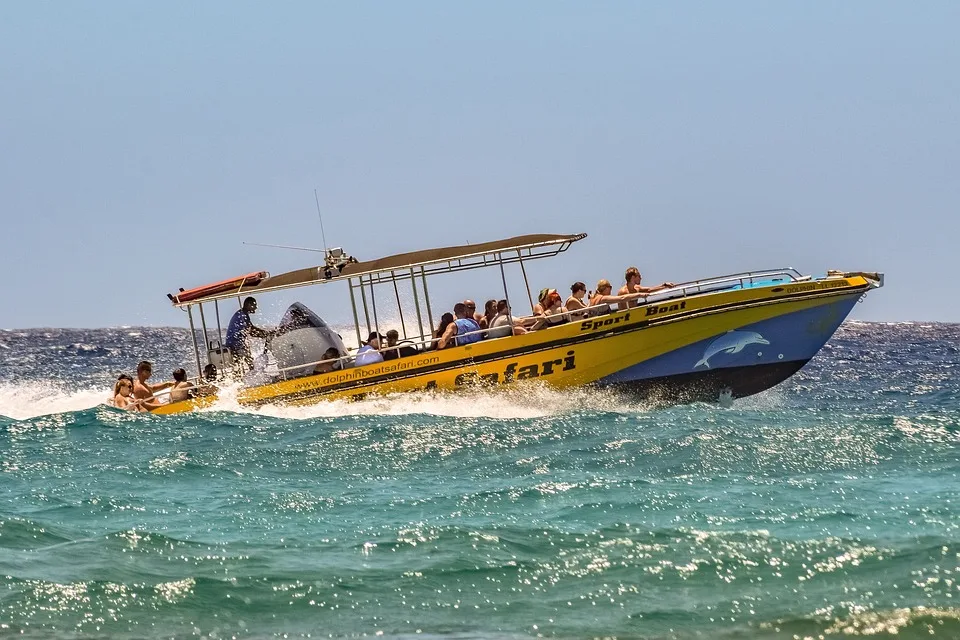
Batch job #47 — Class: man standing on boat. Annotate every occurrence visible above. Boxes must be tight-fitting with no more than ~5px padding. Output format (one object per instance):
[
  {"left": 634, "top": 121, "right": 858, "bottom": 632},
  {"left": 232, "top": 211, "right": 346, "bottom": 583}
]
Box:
[
  {"left": 225, "top": 297, "right": 276, "bottom": 369},
  {"left": 618, "top": 267, "right": 675, "bottom": 310}
]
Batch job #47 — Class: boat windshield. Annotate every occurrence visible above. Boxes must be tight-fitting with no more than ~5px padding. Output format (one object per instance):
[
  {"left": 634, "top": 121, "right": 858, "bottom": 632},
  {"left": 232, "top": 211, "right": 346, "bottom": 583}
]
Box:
[{"left": 266, "top": 302, "right": 347, "bottom": 379}]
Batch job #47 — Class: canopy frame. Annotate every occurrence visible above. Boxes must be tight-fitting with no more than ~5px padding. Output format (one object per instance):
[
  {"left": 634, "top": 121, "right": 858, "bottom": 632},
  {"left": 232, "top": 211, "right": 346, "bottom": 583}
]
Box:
[
  {"left": 169, "top": 233, "right": 586, "bottom": 308},
  {"left": 169, "top": 232, "right": 587, "bottom": 382}
]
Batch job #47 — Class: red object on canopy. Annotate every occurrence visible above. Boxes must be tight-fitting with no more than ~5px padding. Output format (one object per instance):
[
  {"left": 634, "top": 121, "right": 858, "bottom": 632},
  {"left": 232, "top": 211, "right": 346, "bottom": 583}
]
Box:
[{"left": 171, "top": 271, "right": 269, "bottom": 304}]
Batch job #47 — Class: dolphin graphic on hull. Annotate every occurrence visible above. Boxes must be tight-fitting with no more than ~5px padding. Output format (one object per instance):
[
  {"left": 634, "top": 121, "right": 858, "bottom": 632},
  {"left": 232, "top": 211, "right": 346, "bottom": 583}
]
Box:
[{"left": 694, "top": 331, "right": 770, "bottom": 369}]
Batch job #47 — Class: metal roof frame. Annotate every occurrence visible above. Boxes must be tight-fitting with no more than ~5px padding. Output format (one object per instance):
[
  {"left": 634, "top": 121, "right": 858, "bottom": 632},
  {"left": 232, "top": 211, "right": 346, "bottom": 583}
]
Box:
[{"left": 170, "top": 232, "right": 587, "bottom": 308}]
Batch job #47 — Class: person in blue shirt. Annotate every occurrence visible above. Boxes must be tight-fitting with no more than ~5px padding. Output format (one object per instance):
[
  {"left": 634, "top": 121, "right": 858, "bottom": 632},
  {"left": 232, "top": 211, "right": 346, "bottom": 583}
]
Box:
[
  {"left": 438, "top": 302, "right": 483, "bottom": 349},
  {"left": 225, "top": 297, "right": 275, "bottom": 368},
  {"left": 355, "top": 332, "right": 385, "bottom": 367}
]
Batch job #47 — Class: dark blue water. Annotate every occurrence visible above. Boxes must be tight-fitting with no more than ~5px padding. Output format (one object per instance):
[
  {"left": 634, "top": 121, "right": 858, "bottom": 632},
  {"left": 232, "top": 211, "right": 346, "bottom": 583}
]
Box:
[{"left": 1, "top": 322, "right": 958, "bottom": 638}]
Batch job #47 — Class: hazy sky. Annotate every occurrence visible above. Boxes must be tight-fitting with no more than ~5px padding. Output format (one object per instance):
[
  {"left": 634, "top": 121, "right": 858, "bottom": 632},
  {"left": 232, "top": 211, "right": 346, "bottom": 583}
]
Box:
[{"left": 1, "top": 2, "right": 957, "bottom": 329}]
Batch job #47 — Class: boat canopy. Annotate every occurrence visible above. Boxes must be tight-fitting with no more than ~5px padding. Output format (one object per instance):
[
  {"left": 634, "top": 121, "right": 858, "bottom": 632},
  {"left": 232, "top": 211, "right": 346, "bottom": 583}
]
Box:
[{"left": 169, "top": 232, "right": 587, "bottom": 307}]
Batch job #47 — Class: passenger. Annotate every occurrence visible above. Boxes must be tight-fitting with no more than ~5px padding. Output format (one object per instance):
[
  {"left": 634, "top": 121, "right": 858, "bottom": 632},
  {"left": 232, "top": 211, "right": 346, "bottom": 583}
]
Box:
[
  {"left": 542, "top": 289, "right": 567, "bottom": 316},
  {"left": 589, "top": 279, "right": 615, "bottom": 307},
  {"left": 480, "top": 299, "right": 497, "bottom": 330},
  {"left": 532, "top": 288, "right": 565, "bottom": 315},
  {"left": 382, "top": 329, "right": 418, "bottom": 360},
  {"left": 355, "top": 332, "right": 385, "bottom": 367},
  {"left": 133, "top": 360, "right": 174, "bottom": 411},
  {"left": 464, "top": 300, "right": 483, "bottom": 326},
  {"left": 225, "top": 297, "right": 276, "bottom": 369},
  {"left": 430, "top": 313, "right": 455, "bottom": 350},
  {"left": 487, "top": 300, "right": 528, "bottom": 339},
  {"left": 314, "top": 347, "right": 344, "bottom": 374},
  {"left": 203, "top": 363, "right": 218, "bottom": 382},
  {"left": 529, "top": 289, "right": 568, "bottom": 330},
  {"left": 168, "top": 368, "right": 195, "bottom": 403},
  {"left": 590, "top": 279, "right": 649, "bottom": 312},
  {"left": 532, "top": 288, "right": 550, "bottom": 315},
  {"left": 112, "top": 374, "right": 142, "bottom": 411},
  {"left": 565, "top": 282, "right": 588, "bottom": 318},
  {"left": 439, "top": 303, "right": 482, "bottom": 349},
  {"left": 617, "top": 267, "right": 675, "bottom": 310}
]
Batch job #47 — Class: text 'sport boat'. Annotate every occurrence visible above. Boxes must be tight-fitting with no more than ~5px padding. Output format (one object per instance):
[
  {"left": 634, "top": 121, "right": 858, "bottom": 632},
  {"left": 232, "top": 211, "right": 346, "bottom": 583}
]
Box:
[{"left": 155, "top": 232, "right": 883, "bottom": 414}]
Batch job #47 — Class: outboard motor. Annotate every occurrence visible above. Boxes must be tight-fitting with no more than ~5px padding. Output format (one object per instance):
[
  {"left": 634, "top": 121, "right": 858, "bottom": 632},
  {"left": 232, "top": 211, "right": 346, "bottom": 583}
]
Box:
[{"left": 269, "top": 302, "right": 348, "bottom": 378}]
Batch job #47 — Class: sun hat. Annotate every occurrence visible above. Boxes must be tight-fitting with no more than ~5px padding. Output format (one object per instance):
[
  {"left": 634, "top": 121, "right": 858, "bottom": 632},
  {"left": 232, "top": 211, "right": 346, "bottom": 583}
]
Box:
[{"left": 538, "top": 288, "right": 557, "bottom": 303}]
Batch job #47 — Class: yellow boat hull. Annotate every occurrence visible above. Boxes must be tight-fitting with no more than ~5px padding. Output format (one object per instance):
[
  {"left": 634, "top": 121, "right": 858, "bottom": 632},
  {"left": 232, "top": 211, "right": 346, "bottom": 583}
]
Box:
[{"left": 154, "top": 276, "right": 873, "bottom": 415}]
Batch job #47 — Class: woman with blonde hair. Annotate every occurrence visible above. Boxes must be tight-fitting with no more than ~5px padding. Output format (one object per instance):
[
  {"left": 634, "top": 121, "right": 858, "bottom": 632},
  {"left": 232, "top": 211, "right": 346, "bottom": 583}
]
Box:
[
  {"left": 589, "top": 279, "right": 648, "bottom": 313},
  {"left": 112, "top": 374, "right": 142, "bottom": 411}
]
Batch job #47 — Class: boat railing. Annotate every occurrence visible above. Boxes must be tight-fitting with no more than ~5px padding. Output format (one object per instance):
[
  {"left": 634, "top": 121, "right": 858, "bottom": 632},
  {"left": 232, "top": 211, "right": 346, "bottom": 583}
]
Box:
[
  {"left": 643, "top": 267, "right": 806, "bottom": 302},
  {"left": 516, "top": 268, "right": 808, "bottom": 327}
]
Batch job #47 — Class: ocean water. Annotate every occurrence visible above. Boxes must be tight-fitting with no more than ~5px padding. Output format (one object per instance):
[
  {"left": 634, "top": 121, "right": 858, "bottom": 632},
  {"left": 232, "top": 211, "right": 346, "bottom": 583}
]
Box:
[{"left": 0, "top": 322, "right": 958, "bottom": 639}]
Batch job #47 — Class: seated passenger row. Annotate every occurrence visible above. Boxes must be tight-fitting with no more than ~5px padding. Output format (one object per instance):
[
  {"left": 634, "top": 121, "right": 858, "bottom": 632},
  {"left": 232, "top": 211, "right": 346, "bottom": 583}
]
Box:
[
  {"left": 343, "top": 266, "right": 676, "bottom": 366},
  {"left": 534, "top": 268, "right": 677, "bottom": 322}
]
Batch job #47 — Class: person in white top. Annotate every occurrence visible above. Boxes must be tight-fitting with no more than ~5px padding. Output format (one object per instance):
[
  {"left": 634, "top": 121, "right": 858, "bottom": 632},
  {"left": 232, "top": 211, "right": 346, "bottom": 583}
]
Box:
[
  {"left": 487, "top": 300, "right": 527, "bottom": 339},
  {"left": 355, "top": 332, "right": 385, "bottom": 367}
]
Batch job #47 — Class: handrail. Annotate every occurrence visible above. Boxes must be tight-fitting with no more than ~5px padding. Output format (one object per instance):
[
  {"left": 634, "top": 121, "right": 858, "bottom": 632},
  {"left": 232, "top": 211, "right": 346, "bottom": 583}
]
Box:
[{"left": 644, "top": 268, "right": 804, "bottom": 302}]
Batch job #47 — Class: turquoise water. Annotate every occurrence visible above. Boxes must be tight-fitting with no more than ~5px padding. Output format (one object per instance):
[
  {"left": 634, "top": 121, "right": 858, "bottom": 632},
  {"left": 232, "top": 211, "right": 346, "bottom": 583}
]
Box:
[{"left": 1, "top": 322, "right": 958, "bottom": 638}]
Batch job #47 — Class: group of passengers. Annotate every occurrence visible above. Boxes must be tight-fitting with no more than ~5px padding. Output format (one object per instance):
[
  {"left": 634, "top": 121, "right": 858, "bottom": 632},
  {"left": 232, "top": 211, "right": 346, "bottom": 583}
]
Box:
[
  {"left": 111, "top": 360, "right": 200, "bottom": 412},
  {"left": 430, "top": 299, "right": 525, "bottom": 349},
  {"left": 538, "top": 267, "right": 676, "bottom": 321},
  {"left": 428, "top": 266, "right": 675, "bottom": 347},
  {"left": 380, "top": 267, "right": 676, "bottom": 358}
]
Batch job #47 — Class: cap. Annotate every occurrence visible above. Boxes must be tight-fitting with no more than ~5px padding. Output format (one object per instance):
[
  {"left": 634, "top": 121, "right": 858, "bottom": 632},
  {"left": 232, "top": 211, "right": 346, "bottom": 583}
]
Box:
[
  {"left": 538, "top": 288, "right": 551, "bottom": 302},
  {"left": 365, "top": 331, "right": 386, "bottom": 344}
]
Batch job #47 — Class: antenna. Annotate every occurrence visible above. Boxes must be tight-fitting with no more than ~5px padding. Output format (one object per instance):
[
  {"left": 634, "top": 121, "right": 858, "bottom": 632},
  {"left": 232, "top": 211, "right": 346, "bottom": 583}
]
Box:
[
  {"left": 314, "top": 189, "right": 329, "bottom": 253},
  {"left": 242, "top": 241, "right": 325, "bottom": 253}
]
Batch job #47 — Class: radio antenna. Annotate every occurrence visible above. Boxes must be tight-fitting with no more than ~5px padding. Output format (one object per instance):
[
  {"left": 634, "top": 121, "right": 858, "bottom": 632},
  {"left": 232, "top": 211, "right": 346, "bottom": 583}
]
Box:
[
  {"left": 314, "top": 189, "right": 329, "bottom": 254},
  {"left": 242, "top": 241, "right": 325, "bottom": 253}
]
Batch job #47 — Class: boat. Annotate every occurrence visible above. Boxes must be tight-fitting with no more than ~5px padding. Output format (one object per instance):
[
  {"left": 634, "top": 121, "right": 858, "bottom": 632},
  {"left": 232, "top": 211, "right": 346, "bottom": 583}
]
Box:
[{"left": 152, "top": 232, "right": 883, "bottom": 414}]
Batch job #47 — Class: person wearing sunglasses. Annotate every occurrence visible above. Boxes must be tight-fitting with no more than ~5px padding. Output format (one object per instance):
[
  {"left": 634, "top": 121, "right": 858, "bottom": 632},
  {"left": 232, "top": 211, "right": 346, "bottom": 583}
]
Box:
[
  {"left": 463, "top": 299, "right": 485, "bottom": 326},
  {"left": 112, "top": 374, "right": 142, "bottom": 411},
  {"left": 589, "top": 279, "right": 651, "bottom": 314},
  {"left": 565, "top": 282, "right": 590, "bottom": 319},
  {"left": 617, "top": 267, "right": 675, "bottom": 310}
]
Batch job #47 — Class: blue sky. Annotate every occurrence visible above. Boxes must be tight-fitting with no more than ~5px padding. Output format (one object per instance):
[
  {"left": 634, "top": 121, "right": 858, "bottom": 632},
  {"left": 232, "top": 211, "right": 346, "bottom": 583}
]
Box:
[{"left": 1, "top": 2, "right": 956, "bottom": 329}]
